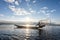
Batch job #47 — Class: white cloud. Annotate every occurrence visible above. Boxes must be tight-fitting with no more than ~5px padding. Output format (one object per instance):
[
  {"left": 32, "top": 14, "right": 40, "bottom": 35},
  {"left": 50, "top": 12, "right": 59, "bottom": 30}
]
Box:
[
  {"left": 39, "top": 7, "right": 56, "bottom": 17},
  {"left": 9, "top": 5, "right": 15, "bottom": 11},
  {"left": 25, "top": 0, "right": 30, "bottom": 2},
  {"left": 51, "top": 9, "right": 56, "bottom": 12},
  {"left": 41, "top": 7, "right": 48, "bottom": 10},
  {"left": 29, "top": 8, "right": 36, "bottom": 13},
  {"left": 0, "top": 14, "right": 4, "bottom": 17},
  {"left": 40, "top": 10, "right": 45, "bottom": 14},
  {"left": 29, "top": 8, "right": 32, "bottom": 10},
  {"left": 9, "top": 5, "right": 31, "bottom": 15},
  {"left": 4, "top": 0, "right": 19, "bottom": 5},
  {"left": 33, "top": 0, "right": 36, "bottom": 3},
  {"left": 15, "top": 1, "right": 19, "bottom": 5},
  {"left": 4, "top": 0, "right": 15, "bottom": 3},
  {"left": 30, "top": 10, "right": 35, "bottom": 13}
]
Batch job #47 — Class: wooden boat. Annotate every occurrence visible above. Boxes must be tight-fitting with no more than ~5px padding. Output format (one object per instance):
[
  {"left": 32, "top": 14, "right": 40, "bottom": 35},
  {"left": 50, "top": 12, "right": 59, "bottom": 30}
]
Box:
[{"left": 14, "top": 24, "right": 45, "bottom": 29}]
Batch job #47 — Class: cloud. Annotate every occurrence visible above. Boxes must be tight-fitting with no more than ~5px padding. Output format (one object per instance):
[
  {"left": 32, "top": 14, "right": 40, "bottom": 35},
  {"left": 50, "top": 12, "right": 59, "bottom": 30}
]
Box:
[
  {"left": 4, "top": 0, "right": 19, "bottom": 5},
  {"left": 30, "top": 10, "right": 35, "bottom": 13},
  {"left": 14, "top": 1, "right": 19, "bottom": 5},
  {"left": 51, "top": 9, "right": 56, "bottom": 12},
  {"left": 25, "top": 0, "right": 36, "bottom": 3},
  {"left": 29, "top": 10, "right": 36, "bottom": 14},
  {"left": 41, "top": 7, "right": 48, "bottom": 10},
  {"left": 4, "top": 0, "right": 15, "bottom": 3},
  {"left": 29, "top": 8, "right": 36, "bottom": 13},
  {"left": 9, "top": 5, "right": 31, "bottom": 15},
  {"left": 0, "top": 14, "right": 4, "bottom": 17},
  {"left": 39, "top": 7, "right": 56, "bottom": 17},
  {"left": 33, "top": 0, "right": 36, "bottom": 3},
  {"left": 25, "top": 0, "right": 30, "bottom": 2}
]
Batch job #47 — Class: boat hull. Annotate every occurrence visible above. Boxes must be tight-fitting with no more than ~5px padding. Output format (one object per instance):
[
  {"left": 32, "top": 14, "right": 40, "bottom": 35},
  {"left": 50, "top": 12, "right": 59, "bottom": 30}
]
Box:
[{"left": 15, "top": 24, "right": 45, "bottom": 29}]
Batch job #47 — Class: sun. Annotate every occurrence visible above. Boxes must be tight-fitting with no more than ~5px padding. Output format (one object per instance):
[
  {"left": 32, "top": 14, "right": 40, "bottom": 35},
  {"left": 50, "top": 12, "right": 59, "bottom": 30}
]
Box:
[
  {"left": 25, "top": 17, "right": 31, "bottom": 22},
  {"left": 24, "top": 17, "right": 34, "bottom": 23}
]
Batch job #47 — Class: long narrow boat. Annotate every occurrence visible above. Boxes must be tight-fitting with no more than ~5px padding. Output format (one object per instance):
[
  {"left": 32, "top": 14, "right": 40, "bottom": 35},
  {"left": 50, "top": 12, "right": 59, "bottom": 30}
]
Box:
[{"left": 15, "top": 24, "right": 45, "bottom": 29}]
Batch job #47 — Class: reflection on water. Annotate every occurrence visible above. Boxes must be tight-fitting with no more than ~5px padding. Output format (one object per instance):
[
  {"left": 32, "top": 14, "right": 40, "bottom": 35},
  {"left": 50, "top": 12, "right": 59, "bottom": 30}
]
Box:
[{"left": 0, "top": 25, "right": 60, "bottom": 40}]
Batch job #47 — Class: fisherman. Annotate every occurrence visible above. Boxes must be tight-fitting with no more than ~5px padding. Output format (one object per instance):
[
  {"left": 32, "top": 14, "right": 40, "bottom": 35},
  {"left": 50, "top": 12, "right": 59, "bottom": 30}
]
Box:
[
  {"left": 36, "top": 20, "right": 45, "bottom": 28},
  {"left": 36, "top": 21, "right": 41, "bottom": 27}
]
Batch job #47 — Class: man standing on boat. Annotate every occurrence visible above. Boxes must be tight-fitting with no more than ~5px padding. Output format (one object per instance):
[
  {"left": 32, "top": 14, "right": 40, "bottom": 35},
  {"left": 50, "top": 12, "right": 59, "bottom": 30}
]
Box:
[{"left": 36, "top": 20, "right": 45, "bottom": 28}]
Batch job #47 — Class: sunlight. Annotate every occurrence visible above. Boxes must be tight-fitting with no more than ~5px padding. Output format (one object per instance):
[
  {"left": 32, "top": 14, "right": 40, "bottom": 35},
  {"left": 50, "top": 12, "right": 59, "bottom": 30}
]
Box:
[
  {"left": 26, "top": 28, "right": 29, "bottom": 33},
  {"left": 25, "top": 29, "right": 30, "bottom": 40},
  {"left": 25, "top": 24, "right": 30, "bottom": 27},
  {"left": 25, "top": 24, "right": 30, "bottom": 39},
  {"left": 25, "top": 17, "right": 31, "bottom": 22},
  {"left": 24, "top": 17, "right": 35, "bottom": 23},
  {"left": 25, "top": 24, "right": 30, "bottom": 37}
]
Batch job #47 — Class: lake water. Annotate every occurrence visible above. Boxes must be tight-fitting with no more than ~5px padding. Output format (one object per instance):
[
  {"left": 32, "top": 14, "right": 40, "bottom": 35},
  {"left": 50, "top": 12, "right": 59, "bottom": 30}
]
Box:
[{"left": 0, "top": 24, "right": 60, "bottom": 40}]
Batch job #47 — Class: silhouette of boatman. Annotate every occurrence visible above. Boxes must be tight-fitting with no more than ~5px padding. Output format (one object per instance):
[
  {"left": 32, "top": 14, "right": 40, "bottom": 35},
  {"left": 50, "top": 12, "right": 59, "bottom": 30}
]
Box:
[{"left": 36, "top": 21, "right": 45, "bottom": 28}]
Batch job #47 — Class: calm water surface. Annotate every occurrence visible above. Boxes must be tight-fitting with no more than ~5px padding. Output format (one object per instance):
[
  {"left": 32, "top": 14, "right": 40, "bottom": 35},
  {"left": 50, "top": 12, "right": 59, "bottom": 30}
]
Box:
[{"left": 0, "top": 24, "right": 60, "bottom": 40}]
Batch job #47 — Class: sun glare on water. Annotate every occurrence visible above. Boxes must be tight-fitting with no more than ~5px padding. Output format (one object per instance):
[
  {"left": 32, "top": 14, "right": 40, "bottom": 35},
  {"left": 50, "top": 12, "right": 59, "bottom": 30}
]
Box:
[
  {"left": 25, "top": 24, "right": 30, "bottom": 39},
  {"left": 24, "top": 17, "right": 31, "bottom": 39}
]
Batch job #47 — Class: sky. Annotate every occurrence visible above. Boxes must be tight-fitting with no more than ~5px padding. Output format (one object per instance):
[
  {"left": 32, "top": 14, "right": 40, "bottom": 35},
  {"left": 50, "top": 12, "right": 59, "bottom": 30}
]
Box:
[{"left": 0, "top": 0, "right": 60, "bottom": 24}]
